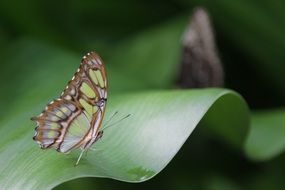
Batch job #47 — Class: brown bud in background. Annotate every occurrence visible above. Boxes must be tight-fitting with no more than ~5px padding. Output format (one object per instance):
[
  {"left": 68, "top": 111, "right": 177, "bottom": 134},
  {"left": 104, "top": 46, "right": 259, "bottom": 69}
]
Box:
[{"left": 177, "top": 7, "right": 224, "bottom": 88}]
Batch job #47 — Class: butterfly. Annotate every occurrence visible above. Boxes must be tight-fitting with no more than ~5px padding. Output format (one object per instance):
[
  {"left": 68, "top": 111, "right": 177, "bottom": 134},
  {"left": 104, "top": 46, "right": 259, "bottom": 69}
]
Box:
[{"left": 32, "top": 52, "right": 107, "bottom": 165}]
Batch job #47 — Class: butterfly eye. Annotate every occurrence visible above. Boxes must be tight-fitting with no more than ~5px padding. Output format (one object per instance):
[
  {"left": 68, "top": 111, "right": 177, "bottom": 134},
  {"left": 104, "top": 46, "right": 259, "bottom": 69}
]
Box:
[{"left": 97, "top": 98, "right": 106, "bottom": 107}]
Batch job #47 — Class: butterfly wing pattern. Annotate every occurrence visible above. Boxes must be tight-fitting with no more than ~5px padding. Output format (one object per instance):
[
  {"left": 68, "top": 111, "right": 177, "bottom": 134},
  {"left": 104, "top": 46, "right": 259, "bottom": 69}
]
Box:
[{"left": 32, "top": 52, "right": 107, "bottom": 155}]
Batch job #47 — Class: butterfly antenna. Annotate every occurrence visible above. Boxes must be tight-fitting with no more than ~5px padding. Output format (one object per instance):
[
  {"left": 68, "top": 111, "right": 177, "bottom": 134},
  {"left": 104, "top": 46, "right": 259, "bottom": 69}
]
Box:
[
  {"left": 102, "top": 114, "right": 131, "bottom": 131},
  {"left": 75, "top": 149, "right": 85, "bottom": 166},
  {"left": 104, "top": 111, "right": 119, "bottom": 126}
]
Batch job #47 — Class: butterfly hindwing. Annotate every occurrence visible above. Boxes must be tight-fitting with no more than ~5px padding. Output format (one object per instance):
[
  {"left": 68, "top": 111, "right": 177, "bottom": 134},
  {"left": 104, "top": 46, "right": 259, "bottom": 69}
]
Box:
[
  {"left": 32, "top": 99, "right": 79, "bottom": 148},
  {"left": 32, "top": 52, "right": 107, "bottom": 153}
]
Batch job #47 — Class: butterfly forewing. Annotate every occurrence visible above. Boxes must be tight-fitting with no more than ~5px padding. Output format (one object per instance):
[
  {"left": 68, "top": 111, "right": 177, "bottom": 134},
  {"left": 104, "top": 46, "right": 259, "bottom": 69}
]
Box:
[{"left": 32, "top": 52, "right": 107, "bottom": 153}]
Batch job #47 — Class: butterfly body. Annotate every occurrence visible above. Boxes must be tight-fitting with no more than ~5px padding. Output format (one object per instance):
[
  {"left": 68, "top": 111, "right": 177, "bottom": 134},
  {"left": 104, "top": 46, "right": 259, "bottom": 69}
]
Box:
[{"left": 32, "top": 52, "right": 107, "bottom": 155}]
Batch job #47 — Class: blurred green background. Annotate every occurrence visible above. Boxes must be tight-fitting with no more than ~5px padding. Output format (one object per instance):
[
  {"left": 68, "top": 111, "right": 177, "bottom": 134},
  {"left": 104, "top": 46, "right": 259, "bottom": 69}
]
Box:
[{"left": 0, "top": 0, "right": 285, "bottom": 189}]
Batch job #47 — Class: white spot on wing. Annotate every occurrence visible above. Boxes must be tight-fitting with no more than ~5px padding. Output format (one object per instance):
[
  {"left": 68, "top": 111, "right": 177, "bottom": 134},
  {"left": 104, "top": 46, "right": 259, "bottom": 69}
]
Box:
[
  {"left": 70, "top": 88, "right": 75, "bottom": 95},
  {"left": 65, "top": 95, "right": 72, "bottom": 100}
]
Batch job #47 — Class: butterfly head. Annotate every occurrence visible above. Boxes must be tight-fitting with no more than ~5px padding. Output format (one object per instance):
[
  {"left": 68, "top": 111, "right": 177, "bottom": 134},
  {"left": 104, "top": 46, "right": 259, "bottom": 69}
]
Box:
[
  {"left": 82, "top": 52, "right": 103, "bottom": 68},
  {"left": 97, "top": 98, "right": 107, "bottom": 108}
]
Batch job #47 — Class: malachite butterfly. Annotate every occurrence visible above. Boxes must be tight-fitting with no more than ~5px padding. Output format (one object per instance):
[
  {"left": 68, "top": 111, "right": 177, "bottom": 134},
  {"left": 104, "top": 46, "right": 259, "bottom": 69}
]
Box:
[{"left": 32, "top": 52, "right": 107, "bottom": 165}]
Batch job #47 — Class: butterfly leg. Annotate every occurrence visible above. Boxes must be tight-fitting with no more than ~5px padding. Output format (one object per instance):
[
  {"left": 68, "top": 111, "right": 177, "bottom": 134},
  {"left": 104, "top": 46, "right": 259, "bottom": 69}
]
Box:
[{"left": 75, "top": 148, "right": 85, "bottom": 166}]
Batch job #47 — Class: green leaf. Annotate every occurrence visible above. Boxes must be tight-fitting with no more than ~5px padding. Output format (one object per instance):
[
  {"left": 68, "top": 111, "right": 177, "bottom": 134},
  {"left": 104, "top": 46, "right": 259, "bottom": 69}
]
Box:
[
  {"left": 245, "top": 109, "right": 285, "bottom": 161},
  {"left": 0, "top": 89, "right": 249, "bottom": 190}
]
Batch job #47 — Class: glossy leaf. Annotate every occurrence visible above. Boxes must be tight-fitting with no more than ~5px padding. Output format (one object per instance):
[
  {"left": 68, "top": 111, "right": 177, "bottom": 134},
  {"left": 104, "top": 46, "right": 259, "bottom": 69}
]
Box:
[
  {"left": 0, "top": 89, "right": 249, "bottom": 189},
  {"left": 246, "top": 109, "right": 285, "bottom": 160}
]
